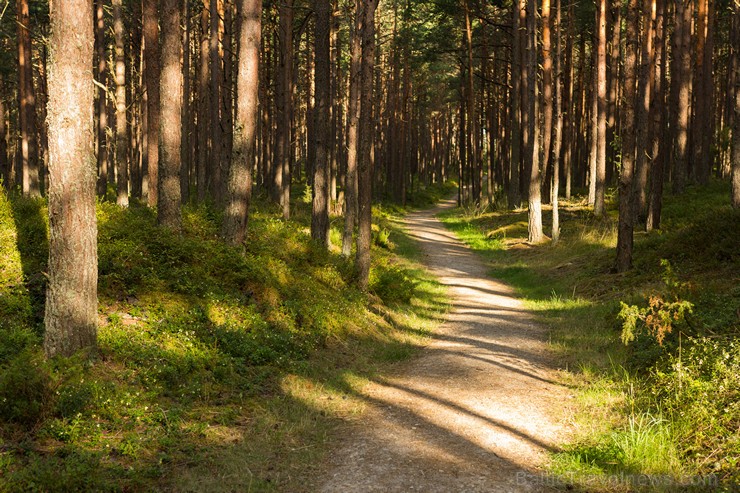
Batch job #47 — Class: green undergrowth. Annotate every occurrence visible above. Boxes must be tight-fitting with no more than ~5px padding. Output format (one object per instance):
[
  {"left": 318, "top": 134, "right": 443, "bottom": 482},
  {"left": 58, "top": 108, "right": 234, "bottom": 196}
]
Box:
[
  {"left": 440, "top": 181, "right": 740, "bottom": 492},
  {"left": 0, "top": 185, "right": 448, "bottom": 492}
]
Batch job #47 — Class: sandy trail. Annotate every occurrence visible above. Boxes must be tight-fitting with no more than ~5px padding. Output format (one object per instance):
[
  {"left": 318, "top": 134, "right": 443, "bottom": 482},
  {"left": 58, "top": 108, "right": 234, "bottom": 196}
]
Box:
[{"left": 318, "top": 199, "right": 571, "bottom": 492}]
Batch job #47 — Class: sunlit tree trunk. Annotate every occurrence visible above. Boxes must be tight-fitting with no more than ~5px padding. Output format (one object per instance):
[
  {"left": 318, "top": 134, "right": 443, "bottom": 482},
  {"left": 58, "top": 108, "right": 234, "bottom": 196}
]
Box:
[
  {"left": 197, "top": 2, "right": 210, "bottom": 202},
  {"left": 143, "top": 0, "right": 160, "bottom": 206},
  {"left": 17, "top": 0, "right": 39, "bottom": 197},
  {"left": 634, "top": 0, "right": 656, "bottom": 220},
  {"left": 732, "top": 1, "right": 740, "bottom": 208},
  {"left": 113, "top": 0, "right": 129, "bottom": 206},
  {"left": 541, "top": 0, "right": 553, "bottom": 204},
  {"left": 210, "top": 0, "right": 223, "bottom": 203},
  {"left": 158, "top": 0, "right": 183, "bottom": 229},
  {"left": 45, "top": 0, "right": 97, "bottom": 357},
  {"left": 594, "top": 0, "right": 607, "bottom": 216},
  {"left": 527, "top": 0, "right": 543, "bottom": 243},
  {"left": 222, "top": 0, "right": 261, "bottom": 244},
  {"left": 276, "top": 0, "right": 293, "bottom": 219},
  {"left": 508, "top": 0, "right": 523, "bottom": 208},
  {"left": 552, "top": 0, "right": 562, "bottom": 243},
  {"left": 672, "top": 0, "right": 692, "bottom": 194},
  {"left": 646, "top": 0, "right": 666, "bottom": 230}
]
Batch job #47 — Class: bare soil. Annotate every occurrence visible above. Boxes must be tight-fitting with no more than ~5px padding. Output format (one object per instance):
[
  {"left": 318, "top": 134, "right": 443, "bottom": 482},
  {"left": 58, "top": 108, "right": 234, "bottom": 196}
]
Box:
[{"left": 317, "top": 200, "right": 572, "bottom": 492}]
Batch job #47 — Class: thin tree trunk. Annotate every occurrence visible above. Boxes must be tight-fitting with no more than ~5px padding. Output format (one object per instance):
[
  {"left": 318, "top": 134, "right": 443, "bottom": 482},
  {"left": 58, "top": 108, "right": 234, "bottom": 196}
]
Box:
[
  {"left": 95, "top": 0, "right": 109, "bottom": 197},
  {"left": 732, "top": 1, "right": 740, "bottom": 208},
  {"left": 508, "top": 0, "right": 523, "bottom": 208},
  {"left": 615, "top": 0, "right": 638, "bottom": 272},
  {"left": 634, "top": 0, "right": 656, "bottom": 220},
  {"left": 0, "top": 75, "right": 8, "bottom": 185},
  {"left": 210, "top": 0, "right": 223, "bottom": 203},
  {"left": 552, "top": 0, "right": 562, "bottom": 243},
  {"left": 222, "top": 0, "right": 261, "bottom": 244},
  {"left": 143, "top": 0, "right": 160, "bottom": 207},
  {"left": 647, "top": 0, "right": 665, "bottom": 230},
  {"left": 277, "top": 0, "right": 293, "bottom": 218},
  {"left": 542, "top": 0, "right": 553, "bottom": 205},
  {"left": 672, "top": 0, "right": 692, "bottom": 194},
  {"left": 357, "top": 0, "right": 379, "bottom": 290},
  {"left": 158, "top": 0, "right": 183, "bottom": 229},
  {"left": 198, "top": 2, "right": 210, "bottom": 202},
  {"left": 45, "top": 0, "right": 97, "bottom": 357},
  {"left": 312, "top": 0, "right": 331, "bottom": 247},
  {"left": 527, "top": 0, "right": 543, "bottom": 243},
  {"left": 181, "top": 1, "right": 192, "bottom": 203},
  {"left": 594, "top": 0, "right": 607, "bottom": 216},
  {"left": 342, "top": 0, "right": 362, "bottom": 257},
  {"left": 113, "top": 0, "right": 129, "bottom": 206},
  {"left": 17, "top": 0, "right": 39, "bottom": 197}
]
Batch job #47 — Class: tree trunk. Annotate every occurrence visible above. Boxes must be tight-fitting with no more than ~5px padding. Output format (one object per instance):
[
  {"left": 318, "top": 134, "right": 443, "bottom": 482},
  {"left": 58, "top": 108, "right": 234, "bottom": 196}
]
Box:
[
  {"left": 552, "top": 0, "right": 562, "bottom": 243},
  {"left": 222, "top": 0, "right": 261, "bottom": 244},
  {"left": 526, "top": 0, "right": 543, "bottom": 243},
  {"left": 198, "top": 2, "right": 210, "bottom": 202},
  {"left": 342, "top": 0, "right": 362, "bottom": 257},
  {"left": 615, "top": 0, "right": 638, "bottom": 272},
  {"left": 17, "top": 0, "right": 39, "bottom": 197},
  {"left": 143, "top": 0, "right": 160, "bottom": 207},
  {"left": 634, "top": 0, "right": 656, "bottom": 220},
  {"left": 594, "top": 0, "right": 607, "bottom": 216},
  {"left": 45, "top": 0, "right": 97, "bottom": 357},
  {"left": 672, "top": 0, "right": 692, "bottom": 194},
  {"left": 158, "top": 0, "right": 183, "bottom": 230},
  {"left": 181, "top": 1, "right": 192, "bottom": 203},
  {"left": 541, "top": 0, "right": 553, "bottom": 205},
  {"left": 113, "top": 0, "right": 129, "bottom": 206},
  {"left": 210, "top": 0, "right": 223, "bottom": 203},
  {"left": 732, "top": 2, "right": 740, "bottom": 208},
  {"left": 356, "top": 0, "right": 378, "bottom": 290},
  {"left": 508, "top": 0, "right": 523, "bottom": 209},
  {"left": 0, "top": 75, "right": 8, "bottom": 185},
  {"left": 312, "top": 0, "right": 331, "bottom": 248},
  {"left": 277, "top": 0, "right": 293, "bottom": 219},
  {"left": 646, "top": 0, "right": 665, "bottom": 230},
  {"left": 95, "top": 0, "right": 109, "bottom": 197}
]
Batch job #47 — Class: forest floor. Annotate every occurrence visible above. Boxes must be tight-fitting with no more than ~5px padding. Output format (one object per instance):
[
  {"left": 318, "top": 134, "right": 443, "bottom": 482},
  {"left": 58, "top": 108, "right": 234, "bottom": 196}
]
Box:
[{"left": 316, "top": 199, "right": 572, "bottom": 492}]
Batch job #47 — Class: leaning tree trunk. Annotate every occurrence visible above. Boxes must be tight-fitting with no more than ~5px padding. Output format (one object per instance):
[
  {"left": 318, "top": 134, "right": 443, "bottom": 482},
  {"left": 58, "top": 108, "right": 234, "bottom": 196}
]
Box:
[
  {"left": 222, "top": 0, "right": 261, "bottom": 244},
  {"left": 158, "top": 0, "right": 183, "bottom": 230},
  {"left": 357, "top": 0, "right": 379, "bottom": 290},
  {"left": 45, "top": 0, "right": 97, "bottom": 357},
  {"left": 615, "top": 0, "right": 639, "bottom": 272},
  {"left": 312, "top": 0, "right": 331, "bottom": 248},
  {"left": 342, "top": 0, "right": 363, "bottom": 257}
]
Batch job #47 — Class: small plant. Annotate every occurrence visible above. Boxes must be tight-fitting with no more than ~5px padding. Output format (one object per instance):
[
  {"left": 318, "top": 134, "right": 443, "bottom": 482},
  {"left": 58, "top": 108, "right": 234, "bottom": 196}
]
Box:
[{"left": 619, "top": 260, "right": 694, "bottom": 345}]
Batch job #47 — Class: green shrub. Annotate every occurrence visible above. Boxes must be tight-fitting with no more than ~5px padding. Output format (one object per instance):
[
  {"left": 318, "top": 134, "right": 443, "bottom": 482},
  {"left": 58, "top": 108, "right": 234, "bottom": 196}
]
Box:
[
  {"left": 0, "top": 350, "right": 52, "bottom": 426},
  {"left": 370, "top": 266, "right": 416, "bottom": 304}
]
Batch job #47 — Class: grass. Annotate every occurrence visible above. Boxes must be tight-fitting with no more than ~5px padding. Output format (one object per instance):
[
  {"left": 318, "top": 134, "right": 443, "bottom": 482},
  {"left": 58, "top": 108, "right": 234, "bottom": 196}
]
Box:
[
  {"left": 0, "top": 182, "right": 452, "bottom": 492},
  {"left": 439, "top": 181, "right": 740, "bottom": 492}
]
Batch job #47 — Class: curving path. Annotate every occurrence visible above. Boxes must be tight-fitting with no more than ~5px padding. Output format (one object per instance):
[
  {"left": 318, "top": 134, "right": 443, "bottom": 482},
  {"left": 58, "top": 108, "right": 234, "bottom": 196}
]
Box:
[{"left": 318, "top": 199, "right": 571, "bottom": 492}]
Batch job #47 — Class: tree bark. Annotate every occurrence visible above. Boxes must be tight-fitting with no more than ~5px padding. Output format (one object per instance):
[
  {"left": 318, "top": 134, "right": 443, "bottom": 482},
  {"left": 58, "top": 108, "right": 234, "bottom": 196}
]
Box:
[
  {"left": 223, "top": 0, "right": 261, "bottom": 244},
  {"left": 526, "top": 0, "right": 543, "bottom": 243},
  {"left": 615, "top": 0, "right": 638, "bottom": 272},
  {"left": 45, "top": 0, "right": 97, "bottom": 357},
  {"left": 17, "top": 0, "right": 39, "bottom": 197},
  {"left": 634, "top": 0, "right": 656, "bottom": 220},
  {"left": 646, "top": 0, "right": 665, "bottom": 230},
  {"left": 357, "top": 0, "right": 378, "bottom": 290},
  {"left": 113, "top": 0, "right": 129, "bottom": 206},
  {"left": 552, "top": 0, "right": 562, "bottom": 243},
  {"left": 277, "top": 0, "right": 293, "bottom": 219},
  {"left": 143, "top": 0, "right": 160, "bottom": 207},
  {"left": 342, "top": 0, "right": 362, "bottom": 257},
  {"left": 312, "top": 0, "right": 331, "bottom": 248},
  {"left": 95, "top": 0, "right": 109, "bottom": 197},
  {"left": 0, "top": 75, "right": 8, "bottom": 186},
  {"left": 158, "top": 0, "right": 183, "bottom": 230},
  {"left": 594, "top": 0, "right": 607, "bottom": 216},
  {"left": 732, "top": 2, "right": 740, "bottom": 208},
  {"left": 210, "top": 0, "right": 223, "bottom": 203},
  {"left": 508, "top": 0, "right": 523, "bottom": 209},
  {"left": 672, "top": 0, "right": 692, "bottom": 194},
  {"left": 198, "top": 2, "right": 210, "bottom": 202},
  {"left": 541, "top": 0, "right": 553, "bottom": 205}
]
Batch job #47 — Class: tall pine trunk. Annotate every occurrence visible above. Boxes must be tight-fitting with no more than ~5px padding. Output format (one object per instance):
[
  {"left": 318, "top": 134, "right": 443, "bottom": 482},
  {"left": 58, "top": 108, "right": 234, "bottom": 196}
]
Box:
[
  {"left": 526, "top": 0, "right": 543, "bottom": 243},
  {"left": 594, "top": 0, "right": 607, "bottom": 216},
  {"left": 222, "top": 0, "right": 261, "bottom": 244},
  {"left": 143, "top": 0, "right": 160, "bottom": 207},
  {"left": 45, "top": 0, "right": 97, "bottom": 357},
  {"left": 312, "top": 0, "right": 331, "bottom": 248},
  {"left": 17, "top": 0, "right": 39, "bottom": 197},
  {"left": 113, "top": 0, "right": 129, "bottom": 206},
  {"left": 158, "top": 0, "right": 183, "bottom": 229}
]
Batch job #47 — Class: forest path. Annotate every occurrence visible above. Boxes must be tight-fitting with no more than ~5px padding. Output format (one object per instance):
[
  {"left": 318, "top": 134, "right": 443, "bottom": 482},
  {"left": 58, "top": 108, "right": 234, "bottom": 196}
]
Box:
[{"left": 317, "top": 199, "right": 571, "bottom": 492}]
